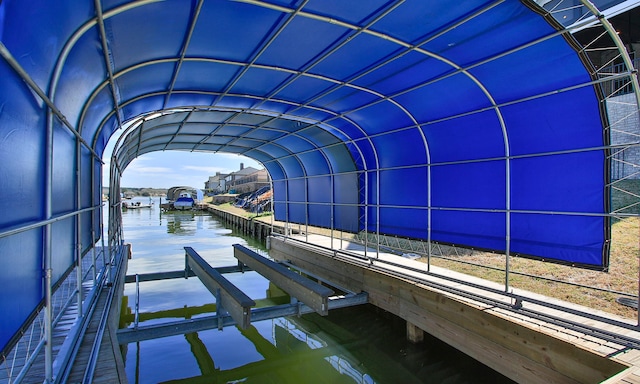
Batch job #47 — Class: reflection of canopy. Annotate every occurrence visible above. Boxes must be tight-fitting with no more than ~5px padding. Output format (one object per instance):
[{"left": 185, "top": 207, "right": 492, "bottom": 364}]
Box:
[{"left": 2, "top": 0, "right": 637, "bottom": 355}]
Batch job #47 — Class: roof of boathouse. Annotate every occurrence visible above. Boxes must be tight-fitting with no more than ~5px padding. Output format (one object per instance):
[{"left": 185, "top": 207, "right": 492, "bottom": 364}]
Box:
[{"left": 2, "top": 0, "right": 637, "bottom": 354}]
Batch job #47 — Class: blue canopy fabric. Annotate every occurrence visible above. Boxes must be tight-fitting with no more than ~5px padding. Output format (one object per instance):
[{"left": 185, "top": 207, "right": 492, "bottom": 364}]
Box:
[{"left": 0, "top": 0, "right": 615, "bottom": 353}]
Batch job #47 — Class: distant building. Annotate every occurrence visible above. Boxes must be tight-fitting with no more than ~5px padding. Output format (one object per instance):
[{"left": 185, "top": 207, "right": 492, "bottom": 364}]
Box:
[
  {"left": 205, "top": 172, "right": 227, "bottom": 193},
  {"left": 222, "top": 163, "right": 270, "bottom": 194}
]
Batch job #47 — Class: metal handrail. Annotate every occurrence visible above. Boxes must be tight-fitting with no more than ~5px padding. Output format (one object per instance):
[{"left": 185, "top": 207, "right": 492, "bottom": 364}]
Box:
[
  {"left": 82, "top": 244, "right": 126, "bottom": 384},
  {"left": 0, "top": 205, "right": 102, "bottom": 239},
  {"left": 272, "top": 233, "right": 640, "bottom": 335},
  {"left": 355, "top": 232, "right": 638, "bottom": 298}
]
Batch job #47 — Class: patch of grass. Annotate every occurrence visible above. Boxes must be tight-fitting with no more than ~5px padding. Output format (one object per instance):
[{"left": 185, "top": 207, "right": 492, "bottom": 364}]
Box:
[{"left": 429, "top": 218, "right": 639, "bottom": 319}]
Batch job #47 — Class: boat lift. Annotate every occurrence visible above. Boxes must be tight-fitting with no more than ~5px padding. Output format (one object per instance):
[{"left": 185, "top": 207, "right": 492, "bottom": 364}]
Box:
[{"left": 117, "top": 244, "right": 368, "bottom": 344}]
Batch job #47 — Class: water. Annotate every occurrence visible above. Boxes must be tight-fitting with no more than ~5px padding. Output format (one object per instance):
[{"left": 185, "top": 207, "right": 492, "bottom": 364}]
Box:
[{"left": 119, "top": 197, "right": 515, "bottom": 384}]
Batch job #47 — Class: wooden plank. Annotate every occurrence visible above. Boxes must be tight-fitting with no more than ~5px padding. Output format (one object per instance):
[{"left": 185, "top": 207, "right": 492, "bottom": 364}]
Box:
[
  {"left": 185, "top": 247, "right": 255, "bottom": 329},
  {"left": 268, "top": 236, "right": 630, "bottom": 384},
  {"left": 233, "top": 244, "right": 334, "bottom": 316},
  {"left": 269, "top": 239, "right": 365, "bottom": 294}
]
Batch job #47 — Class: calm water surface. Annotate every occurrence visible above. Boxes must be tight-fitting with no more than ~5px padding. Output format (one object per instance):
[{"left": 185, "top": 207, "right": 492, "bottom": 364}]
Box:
[{"left": 119, "top": 197, "right": 515, "bottom": 384}]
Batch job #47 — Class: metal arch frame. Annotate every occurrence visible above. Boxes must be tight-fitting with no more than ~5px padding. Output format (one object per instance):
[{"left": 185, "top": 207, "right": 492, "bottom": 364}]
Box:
[
  {"left": 103, "top": 100, "right": 377, "bottom": 237},
  {"left": 99, "top": 100, "right": 376, "bottom": 240},
  {"left": 45, "top": 0, "right": 630, "bottom": 274},
  {"left": 1, "top": 1, "right": 637, "bottom": 381},
  {"left": 70, "top": 3, "right": 430, "bottom": 255},
  {"left": 112, "top": 110, "right": 345, "bottom": 162},
  {"left": 211, "top": 0, "right": 314, "bottom": 107},
  {"left": 162, "top": 0, "right": 205, "bottom": 110},
  {"left": 235, "top": 0, "right": 508, "bottom": 279},
  {"left": 90, "top": 97, "right": 378, "bottom": 178},
  {"left": 77, "top": 0, "right": 612, "bottom": 268},
  {"left": 11, "top": 0, "right": 624, "bottom": 316},
  {"left": 88, "top": 93, "right": 380, "bottom": 171},
  {"left": 110, "top": 110, "right": 350, "bottom": 235}
]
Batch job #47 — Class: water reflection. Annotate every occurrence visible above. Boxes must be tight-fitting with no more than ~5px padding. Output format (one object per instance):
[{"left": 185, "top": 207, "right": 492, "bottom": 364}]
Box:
[
  {"left": 119, "top": 197, "right": 514, "bottom": 384},
  {"left": 122, "top": 303, "right": 376, "bottom": 384},
  {"left": 165, "top": 213, "right": 197, "bottom": 235}
]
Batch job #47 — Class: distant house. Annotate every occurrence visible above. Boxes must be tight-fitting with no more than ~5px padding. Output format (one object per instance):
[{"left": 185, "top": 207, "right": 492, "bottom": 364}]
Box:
[
  {"left": 224, "top": 163, "right": 270, "bottom": 194},
  {"left": 204, "top": 172, "right": 227, "bottom": 194}
]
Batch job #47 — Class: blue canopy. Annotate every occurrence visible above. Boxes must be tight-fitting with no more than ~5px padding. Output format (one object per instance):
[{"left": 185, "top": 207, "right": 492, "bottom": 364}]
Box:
[{"left": 0, "top": 0, "right": 619, "bottom": 353}]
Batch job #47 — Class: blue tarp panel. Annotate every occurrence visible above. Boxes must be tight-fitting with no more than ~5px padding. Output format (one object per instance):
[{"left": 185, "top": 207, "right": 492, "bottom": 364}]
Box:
[{"left": 0, "top": 0, "right": 617, "bottom": 353}]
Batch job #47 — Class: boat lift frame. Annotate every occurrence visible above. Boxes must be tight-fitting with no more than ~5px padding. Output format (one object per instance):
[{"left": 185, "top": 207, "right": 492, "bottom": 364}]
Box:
[{"left": 117, "top": 245, "right": 367, "bottom": 344}]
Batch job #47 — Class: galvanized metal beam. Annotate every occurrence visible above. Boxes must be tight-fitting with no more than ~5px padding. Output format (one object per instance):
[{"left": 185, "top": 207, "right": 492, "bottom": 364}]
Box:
[
  {"left": 233, "top": 244, "right": 334, "bottom": 315},
  {"left": 124, "top": 264, "right": 250, "bottom": 283},
  {"left": 117, "top": 292, "right": 368, "bottom": 344},
  {"left": 184, "top": 247, "right": 255, "bottom": 329}
]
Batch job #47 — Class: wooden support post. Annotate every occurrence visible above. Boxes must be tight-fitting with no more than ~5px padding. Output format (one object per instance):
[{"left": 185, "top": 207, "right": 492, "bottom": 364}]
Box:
[
  {"left": 406, "top": 321, "right": 424, "bottom": 343},
  {"left": 184, "top": 247, "right": 255, "bottom": 329},
  {"left": 233, "top": 244, "right": 334, "bottom": 315}
]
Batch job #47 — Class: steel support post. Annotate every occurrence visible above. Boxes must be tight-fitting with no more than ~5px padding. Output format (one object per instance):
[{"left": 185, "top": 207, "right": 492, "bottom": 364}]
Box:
[
  {"left": 44, "top": 114, "right": 55, "bottom": 384},
  {"left": 330, "top": 174, "right": 334, "bottom": 250},
  {"left": 376, "top": 168, "right": 381, "bottom": 259},
  {"left": 91, "top": 229, "right": 97, "bottom": 285},
  {"left": 76, "top": 140, "right": 84, "bottom": 319},
  {"left": 304, "top": 174, "right": 308, "bottom": 243}
]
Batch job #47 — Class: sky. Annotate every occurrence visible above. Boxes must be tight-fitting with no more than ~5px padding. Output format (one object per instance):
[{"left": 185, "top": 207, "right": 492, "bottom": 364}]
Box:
[{"left": 102, "top": 131, "right": 262, "bottom": 189}]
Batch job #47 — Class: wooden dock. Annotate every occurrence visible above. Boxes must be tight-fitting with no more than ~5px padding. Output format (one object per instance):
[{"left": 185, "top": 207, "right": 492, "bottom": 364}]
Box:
[
  {"left": 269, "top": 233, "right": 640, "bottom": 384},
  {"left": 11, "top": 245, "right": 130, "bottom": 383},
  {"left": 12, "top": 228, "right": 640, "bottom": 383}
]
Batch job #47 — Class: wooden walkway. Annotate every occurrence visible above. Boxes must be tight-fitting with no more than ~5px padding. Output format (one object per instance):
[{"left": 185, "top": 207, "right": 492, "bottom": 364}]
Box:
[
  {"left": 1, "top": 246, "right": 128, "bottom": 384},
  {"left": 273, "top": 233, "right": 640, "bottom": 384},
  {"left": 7, "top": 230, "right": 640, "bottom": 383},
  {"left": 65, "top": 280, "right": 127, "bottom": 384}
]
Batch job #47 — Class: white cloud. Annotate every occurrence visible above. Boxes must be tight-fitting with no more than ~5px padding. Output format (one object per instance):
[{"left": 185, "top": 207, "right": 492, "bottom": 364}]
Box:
[
  {"left": 128, "top": 166, "right": 174, "bottom": 174},
  {"left": 105, "top": 150, "right": 263, "bottom": 188},
  {"left": 182, "top": 165, "right": 226, "bottom": 173}
]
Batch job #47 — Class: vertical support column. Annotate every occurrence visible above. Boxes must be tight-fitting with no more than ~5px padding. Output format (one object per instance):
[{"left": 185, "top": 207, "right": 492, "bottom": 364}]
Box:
[
  {"left": 330, "top": 173, "right": 334, "bottom": 250},
  {"left": 269, "top": 178, "right": 274, "bottom": 239},
  {"left": 406, "top": 321, "right": 424, "bottom": 343},
  {"left": 427, "top": 165, "right": 432, "bottom": 273},
  {"left": 304, "top": 175, "right": 309, "bottom": 243},
  {"left": 91, "top": 230, "right": 97, "bottom": 285},
  {"left": 364, "top": 169, "right": 368, "bottom": 259},
  {"left": 505, "top": 154, "right": 511, "bottom": 293},
  {"left": 134, "top": 274, "right": 140, "bottom": 329},
  {"left": 76, "top": 242, "right": 83, "bottom": 318},
  {"left": 76, "top": 140, "right": 83, "bottom": 318},
  {"left": 375, "top": 168, "right": 381, "bottom": 259},
  {"left": 43, "top": 110, "right": 55, "bottom": 384},
  {"left": 285, "top": 176, "right": 290, "bottom": 236}
]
